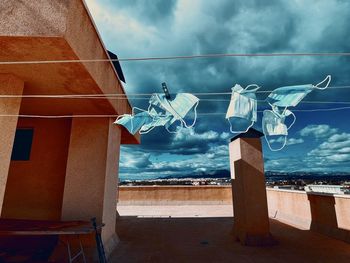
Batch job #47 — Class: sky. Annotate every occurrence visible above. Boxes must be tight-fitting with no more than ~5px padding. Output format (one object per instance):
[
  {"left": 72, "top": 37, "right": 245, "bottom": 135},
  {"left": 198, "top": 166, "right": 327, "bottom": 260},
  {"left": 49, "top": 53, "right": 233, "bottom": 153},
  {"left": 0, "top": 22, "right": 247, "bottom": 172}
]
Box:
[{"left": 85, "top": 0, "right": 350, "bottom": 180}]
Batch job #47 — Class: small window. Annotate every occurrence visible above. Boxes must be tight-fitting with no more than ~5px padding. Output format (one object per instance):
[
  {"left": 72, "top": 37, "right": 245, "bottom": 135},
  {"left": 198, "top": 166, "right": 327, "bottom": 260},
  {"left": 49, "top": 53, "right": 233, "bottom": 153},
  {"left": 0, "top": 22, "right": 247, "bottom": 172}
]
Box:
[{"left": 11, "top": 129, "right": 34, "bottom": 161}]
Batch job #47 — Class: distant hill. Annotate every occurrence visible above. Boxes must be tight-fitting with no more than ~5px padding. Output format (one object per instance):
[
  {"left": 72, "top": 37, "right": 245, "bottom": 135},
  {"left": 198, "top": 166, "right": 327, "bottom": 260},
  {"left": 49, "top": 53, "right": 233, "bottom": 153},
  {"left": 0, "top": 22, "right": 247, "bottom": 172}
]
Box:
[
  {"left": 156, "top": 170, "right": 350, "bottom": 181},
  {"left": 158, "top": 169, "right": 231, "bottom": 180}
]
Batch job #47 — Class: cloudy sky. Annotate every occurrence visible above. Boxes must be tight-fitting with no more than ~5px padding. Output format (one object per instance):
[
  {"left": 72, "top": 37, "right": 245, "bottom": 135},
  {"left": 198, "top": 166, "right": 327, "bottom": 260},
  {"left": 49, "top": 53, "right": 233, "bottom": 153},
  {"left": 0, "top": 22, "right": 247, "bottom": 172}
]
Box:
[{"left": 85, "top": 0, "right": 350, "bottom": 180}]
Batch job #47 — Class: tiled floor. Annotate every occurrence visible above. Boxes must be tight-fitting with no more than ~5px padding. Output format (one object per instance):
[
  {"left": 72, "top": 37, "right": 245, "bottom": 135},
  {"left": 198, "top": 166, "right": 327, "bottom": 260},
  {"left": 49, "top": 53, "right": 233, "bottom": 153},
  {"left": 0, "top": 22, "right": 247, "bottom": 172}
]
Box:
[{"left": 110, "top": 205, "right": 350, "bottom": 263}]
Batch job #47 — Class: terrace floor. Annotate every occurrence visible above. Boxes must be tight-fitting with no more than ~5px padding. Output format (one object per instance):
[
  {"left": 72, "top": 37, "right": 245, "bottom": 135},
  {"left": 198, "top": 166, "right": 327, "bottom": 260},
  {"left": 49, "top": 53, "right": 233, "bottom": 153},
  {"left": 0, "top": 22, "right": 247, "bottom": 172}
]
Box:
[{"left": 111, "top": 205, "right": 350, "bottom": 263}]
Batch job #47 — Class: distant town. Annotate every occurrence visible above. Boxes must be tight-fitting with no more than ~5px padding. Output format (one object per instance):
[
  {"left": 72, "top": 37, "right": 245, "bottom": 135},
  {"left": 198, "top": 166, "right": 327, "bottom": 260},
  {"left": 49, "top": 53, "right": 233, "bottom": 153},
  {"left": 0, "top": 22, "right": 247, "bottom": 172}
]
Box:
[{"left": 120, "top": 171, "right": 350, "bottom": 195}]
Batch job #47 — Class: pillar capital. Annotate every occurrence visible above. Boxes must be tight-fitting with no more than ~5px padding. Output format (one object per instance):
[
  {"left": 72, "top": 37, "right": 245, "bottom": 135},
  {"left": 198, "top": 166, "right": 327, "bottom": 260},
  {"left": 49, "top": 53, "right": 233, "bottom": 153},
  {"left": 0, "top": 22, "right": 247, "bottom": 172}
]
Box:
[{"left": 230, "top": 128, "right": 264, "bottom": 142}]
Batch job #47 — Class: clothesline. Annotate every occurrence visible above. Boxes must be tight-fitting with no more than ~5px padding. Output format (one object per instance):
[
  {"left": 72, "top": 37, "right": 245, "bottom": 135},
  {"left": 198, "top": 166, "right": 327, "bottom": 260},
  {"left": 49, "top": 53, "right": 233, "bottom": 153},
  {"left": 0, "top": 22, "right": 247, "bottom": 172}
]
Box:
[
  {"left": 1, "top": 52, "right": 350, "bottom": 65},
  {"left": 1, "top": 95, "right": 349, "bottom": 104},
  {"left": 0, "top": 85, "right": 349, "bottom": 99},
  {"left": 1, "top": 106, "right": 350, "bottom": 118}
]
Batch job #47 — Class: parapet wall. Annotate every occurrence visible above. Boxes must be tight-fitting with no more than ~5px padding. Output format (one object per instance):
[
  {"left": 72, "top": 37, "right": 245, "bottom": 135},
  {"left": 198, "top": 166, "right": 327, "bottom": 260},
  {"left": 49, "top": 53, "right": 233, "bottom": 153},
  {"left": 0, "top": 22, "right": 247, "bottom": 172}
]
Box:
[
  {"left": 118, "top": 186, "right": 350, "bottom": 243},
  {"left": 118, "top": 185, "right": 232, "bottom": 205},
  {"left": 267, "top": 188, "right": 350, "bottom": 243}
]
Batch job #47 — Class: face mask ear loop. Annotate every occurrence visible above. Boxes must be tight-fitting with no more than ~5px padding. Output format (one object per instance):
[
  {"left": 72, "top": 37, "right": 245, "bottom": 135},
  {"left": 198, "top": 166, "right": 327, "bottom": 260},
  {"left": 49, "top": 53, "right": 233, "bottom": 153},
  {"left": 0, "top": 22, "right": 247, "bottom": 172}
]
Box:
[
  {"left": 264, "top": 134, "right": 287, "bottom": 151},
  {"left": 166, "top": 120, "right": 183, "bottom": 134},
  {"left": 314, "top": 75, "right": 331, "bottom": 90},
  {"left": 113, "top": 106, "right": 146, "bottom": 130},
  {"left": 228, "top": 118, "right": 254, "bottom": 133},
  {"left": 182, "top": 101, "right": 199, "bottom": 129},
  {"left": 131, "top": 106, "right": 151, "bottom": 134},
  {"left": 244, "top": 84, "right": 260, "bottom": 92},
  {"left": 269, "top": 103, "right": 278, "bottom": 113},
  {"left": 279, "top": 106, "right": 288, "bottom": 116},
  {"left": 139, "top": 111, "right": 159, "bottom": 134},
  {"left": 147, "top": 103, "right": 153, "bottom": 115},
  {"left": 269, "top": 104, "right": 283, "bottom": 119},
  {"left": 287, "top": 111, "right": 296, "bottom": 130},
  {"left": 166, "top": 126, "right": 179, "bottom": 134},
  {"left": 139, "top": 125, "right": 156, "bottom": 134},
  {"left": 114, "top": 114, "right": 125, "bottom": 124},
  {"left": 139, "top": 105, "right": 160, "bottom": 135}
]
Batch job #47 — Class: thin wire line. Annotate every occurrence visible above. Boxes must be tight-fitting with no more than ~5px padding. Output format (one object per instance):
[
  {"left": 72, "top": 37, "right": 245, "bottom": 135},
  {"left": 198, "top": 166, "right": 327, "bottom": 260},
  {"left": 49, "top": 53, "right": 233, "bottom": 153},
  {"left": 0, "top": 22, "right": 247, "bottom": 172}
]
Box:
[
  {"left": 205, "top": 99, "right": 350, "bottom": 104},
  {"left": 0, "top": 114, "right": 119, "bottom": 118},
  {"left": 205, "top": 106, "right": 350, "bottom": 114},
  {"left": 291, "top": 106, "right": 350, "bottom": 112},
  {"left": 1, "top": 106, "right": 350, "bottom": 118},
  {"left": 1, "top": 52, "right": 350, "bottom": 65},
  {"left": 1, "top": 95, "right": 349, "bottom": 104},
  {"left": 1, "top": 85, "right": 349, "bottom": 99}
]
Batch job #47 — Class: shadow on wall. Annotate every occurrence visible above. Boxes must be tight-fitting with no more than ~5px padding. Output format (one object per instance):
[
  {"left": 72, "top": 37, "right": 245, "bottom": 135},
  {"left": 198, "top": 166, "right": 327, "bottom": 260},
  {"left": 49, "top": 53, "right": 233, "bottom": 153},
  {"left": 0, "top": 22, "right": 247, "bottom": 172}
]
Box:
[{"left": 307, "top": 193, "right": 349, "bottom": 242}]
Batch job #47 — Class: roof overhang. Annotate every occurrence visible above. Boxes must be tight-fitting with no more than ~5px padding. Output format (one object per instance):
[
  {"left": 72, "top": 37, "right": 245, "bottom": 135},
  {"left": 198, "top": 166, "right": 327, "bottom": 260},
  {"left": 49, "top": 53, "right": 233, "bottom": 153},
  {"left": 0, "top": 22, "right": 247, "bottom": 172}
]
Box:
[{"left": 0, "top": 0, "right": 139, "bottom": 144}]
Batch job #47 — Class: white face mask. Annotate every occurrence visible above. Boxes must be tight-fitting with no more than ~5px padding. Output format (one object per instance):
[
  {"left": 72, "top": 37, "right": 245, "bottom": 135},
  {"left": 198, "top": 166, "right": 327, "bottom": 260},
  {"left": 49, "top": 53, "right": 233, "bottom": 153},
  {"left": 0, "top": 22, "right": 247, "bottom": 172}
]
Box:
[
  {"left": 226, "top": 84, "right": 260, "bottom": 133},
  {"left": 114, "top": 107, "right": 154, "bottom": 135},
  {"left": 115, "top": 93, "right": 200, "bottom": 135},
  {"left": 266, "top": 75, "right": 331, "bottom": 107},
  {"left": 262, "top": 75, "right": 331, "bottom": 151},
  {"left": 148, "top": 93, "right": 200, "bottom": 133},
  {"left": 262, "top": 107, "right": 296, "bottom": 151}
]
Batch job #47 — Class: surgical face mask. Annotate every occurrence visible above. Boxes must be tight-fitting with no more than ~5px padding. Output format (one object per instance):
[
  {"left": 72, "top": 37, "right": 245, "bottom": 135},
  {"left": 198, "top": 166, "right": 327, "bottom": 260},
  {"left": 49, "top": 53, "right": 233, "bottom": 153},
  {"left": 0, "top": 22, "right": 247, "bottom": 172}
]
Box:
[
  {"left": 115, "top": 93, "right": 200, "bottom": 135},
  {"left": 266, "top": 75, "right": 331, "bottom": 107},
  {"left": 148, "top": 93, "right": 200, "bottom": 132},
  {"left": 262, "top": 108, "right": 296, "bottom": 151},
  {"left": 114, "top": 107, "right": 154, "bottom": 135},
  {"left": 263, "top": 75, "right": 331, "bottom": 151},
  {"left": 139, "top": 114, "right": 173, "bottom": 134},
  {"left": 226, "top": 84, "right": 260, "bottom": 133}
]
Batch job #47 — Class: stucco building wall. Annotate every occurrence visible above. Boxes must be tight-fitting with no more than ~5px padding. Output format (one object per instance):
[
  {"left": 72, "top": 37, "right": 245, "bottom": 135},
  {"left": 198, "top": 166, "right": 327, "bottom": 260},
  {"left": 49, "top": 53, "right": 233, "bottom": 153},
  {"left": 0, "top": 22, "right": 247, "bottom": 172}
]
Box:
[{"left": 2, "top": 118, "right": 71, "bottom": 220}]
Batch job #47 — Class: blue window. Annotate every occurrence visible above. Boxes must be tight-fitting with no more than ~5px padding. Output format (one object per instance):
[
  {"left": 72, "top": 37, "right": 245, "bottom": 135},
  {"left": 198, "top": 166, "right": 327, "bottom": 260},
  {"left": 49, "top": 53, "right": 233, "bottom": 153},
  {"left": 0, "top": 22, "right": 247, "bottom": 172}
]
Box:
[{"left": 11, "top": 129, "right": 34, "bottom": 161}]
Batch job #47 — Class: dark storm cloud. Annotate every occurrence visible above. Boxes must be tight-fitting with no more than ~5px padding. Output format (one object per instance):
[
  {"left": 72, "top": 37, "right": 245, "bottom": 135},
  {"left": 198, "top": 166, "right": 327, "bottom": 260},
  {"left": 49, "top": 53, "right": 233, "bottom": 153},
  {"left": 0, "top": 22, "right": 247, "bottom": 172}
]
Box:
[
  {"left": 125, "top": 127, "right": 230, "bottom": 156},
  {"left": 86, "top": 0, "right": 350, "bottom": 177}
]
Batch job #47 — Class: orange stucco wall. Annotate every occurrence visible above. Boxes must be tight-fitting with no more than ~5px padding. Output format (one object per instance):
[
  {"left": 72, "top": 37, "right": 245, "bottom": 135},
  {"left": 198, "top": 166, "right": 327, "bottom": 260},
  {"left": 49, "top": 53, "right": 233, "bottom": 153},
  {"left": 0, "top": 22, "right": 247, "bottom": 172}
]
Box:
[{"left": 2, "top": 118, "right": 71, "bottom": 220}]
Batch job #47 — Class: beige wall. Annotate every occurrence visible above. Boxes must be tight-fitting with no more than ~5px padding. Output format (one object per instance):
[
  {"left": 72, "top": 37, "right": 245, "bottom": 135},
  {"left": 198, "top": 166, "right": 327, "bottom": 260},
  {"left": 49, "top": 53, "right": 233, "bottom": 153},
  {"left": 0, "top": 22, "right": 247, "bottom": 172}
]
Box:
[
  {"left": 118, "top": 186, "right": 232, "bottom": 205},
  {"left": 267, "top": 188, "right": 350, "bottom": 243},
  {"left": 2, "top": 118, "right": 71, "bottom": 220},
  {"left": 118, "top": 186, "right": 350, "bottom": 243}
]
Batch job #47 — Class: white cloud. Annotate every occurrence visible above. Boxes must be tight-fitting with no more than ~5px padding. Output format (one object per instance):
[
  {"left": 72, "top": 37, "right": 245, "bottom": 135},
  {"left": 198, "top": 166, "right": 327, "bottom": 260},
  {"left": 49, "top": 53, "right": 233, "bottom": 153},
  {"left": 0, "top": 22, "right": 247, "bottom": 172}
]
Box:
[
  {"left": 287, "top": 138, "right": 304, "bottom": 145},
  {"left": 119, "top": 148, "right": 152, "bottom": 169},
  {"left": 264, "top": 157, "right": 304, "bottom": 172},
  {"left": 268, "top": 137, "right": 304, "bottom": 146},
  {"left": 173, "top": 128, "right": 219, "bottom": 141},
  {"left": 300, "top": 124, "right": 338, "bottom": 139},
  {"left": 328, "top": 133, "right": 350, "bottom": 143},
  {"left": 307, "top": 131, "right": 350, "bottom": 165}
]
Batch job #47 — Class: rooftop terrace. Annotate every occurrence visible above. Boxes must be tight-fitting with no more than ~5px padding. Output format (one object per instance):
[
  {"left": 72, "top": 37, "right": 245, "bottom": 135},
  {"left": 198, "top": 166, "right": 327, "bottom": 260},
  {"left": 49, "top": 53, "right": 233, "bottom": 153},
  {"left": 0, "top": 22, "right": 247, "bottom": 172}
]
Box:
[{"left": 112, "top": 205, "right": 350, "bottom": 263}]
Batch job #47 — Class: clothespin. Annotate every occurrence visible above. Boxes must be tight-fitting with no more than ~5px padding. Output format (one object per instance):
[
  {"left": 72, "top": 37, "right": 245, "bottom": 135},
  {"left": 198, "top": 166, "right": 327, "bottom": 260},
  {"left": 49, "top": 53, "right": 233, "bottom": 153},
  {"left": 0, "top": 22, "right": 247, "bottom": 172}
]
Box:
[{"left": 162, "top": 82, "right": 171, "bottom": 100}]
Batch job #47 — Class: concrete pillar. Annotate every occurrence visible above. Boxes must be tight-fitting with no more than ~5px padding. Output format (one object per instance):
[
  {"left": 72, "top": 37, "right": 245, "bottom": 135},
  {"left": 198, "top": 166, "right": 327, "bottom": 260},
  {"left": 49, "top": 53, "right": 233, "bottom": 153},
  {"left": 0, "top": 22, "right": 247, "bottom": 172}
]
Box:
[
  {"left": 229, "top": 129, "right": 276, "bottom": 246},
  {"left": 0, "top": 74, "right": 23, "bottom": 215},
  {"left": 61, "top": 117, "right": 121, "bottom": 256}
]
